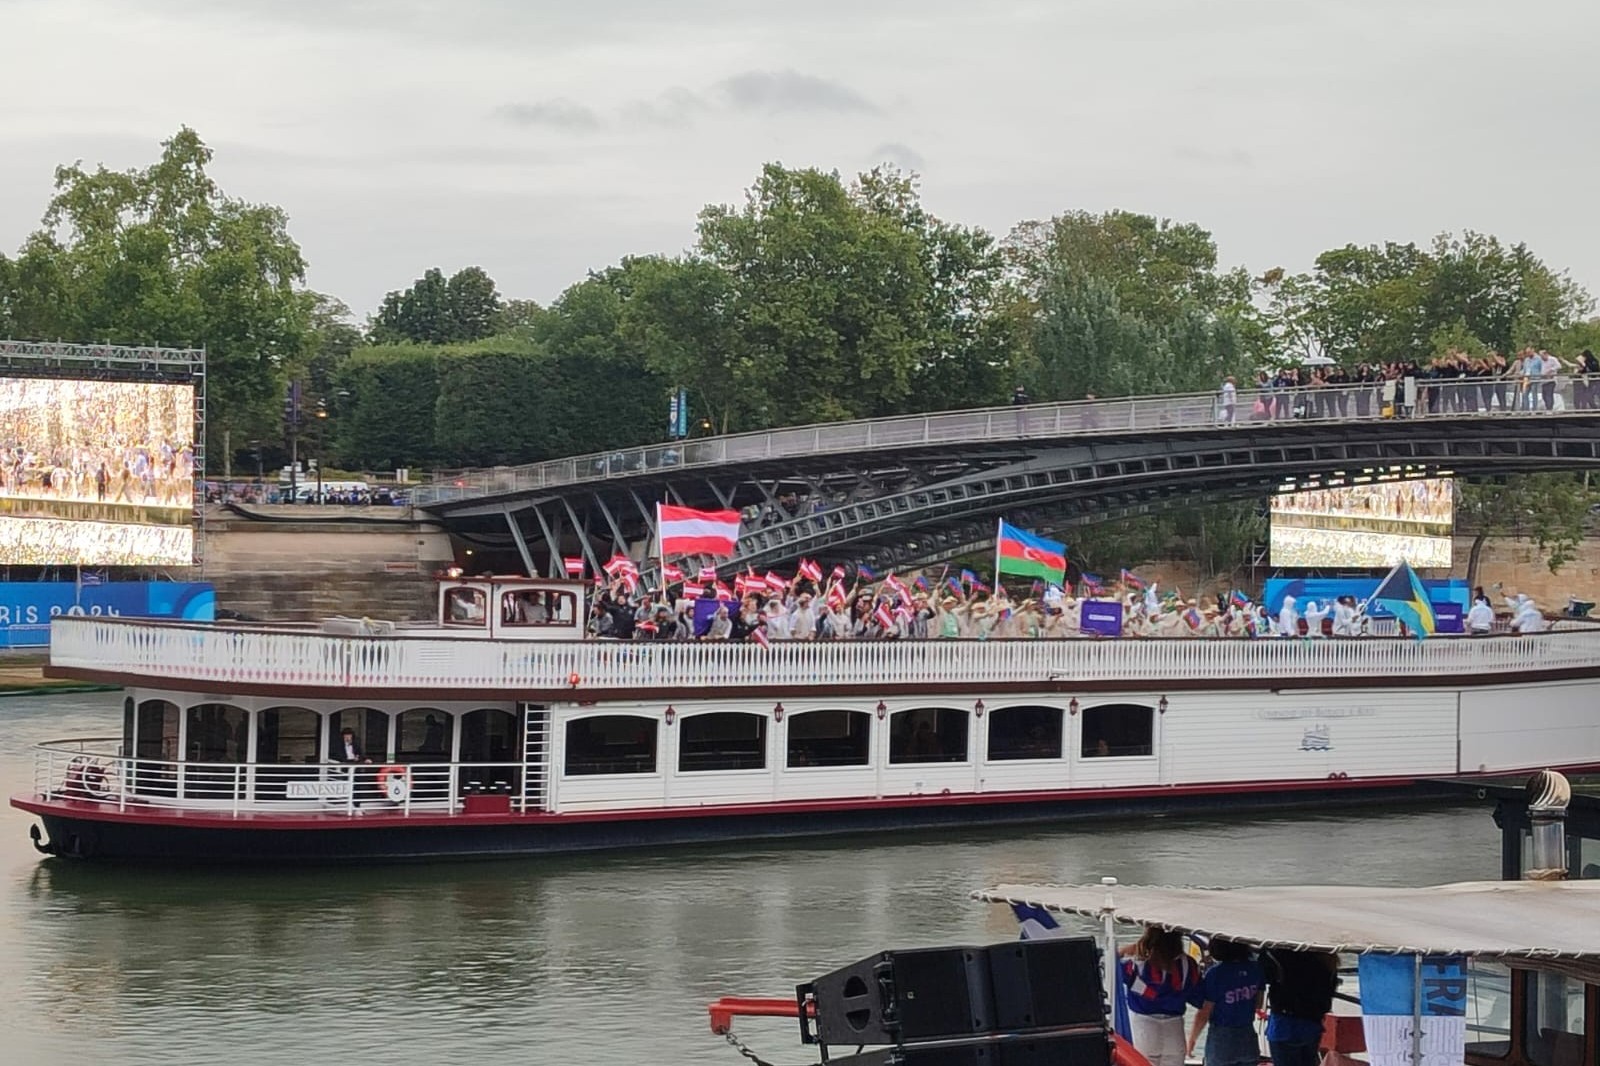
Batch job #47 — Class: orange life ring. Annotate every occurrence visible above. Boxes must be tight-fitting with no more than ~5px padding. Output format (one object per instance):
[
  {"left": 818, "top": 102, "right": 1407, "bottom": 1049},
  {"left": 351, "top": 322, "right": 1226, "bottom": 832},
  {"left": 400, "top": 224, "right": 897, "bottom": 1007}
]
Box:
[{"left": 376, "top": 765, "right": 410, "bottom": 803}]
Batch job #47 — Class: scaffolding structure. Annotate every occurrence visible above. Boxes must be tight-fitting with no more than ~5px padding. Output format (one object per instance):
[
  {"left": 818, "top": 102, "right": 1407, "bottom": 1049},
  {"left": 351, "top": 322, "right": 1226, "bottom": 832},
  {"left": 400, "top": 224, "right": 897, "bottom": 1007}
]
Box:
[{"left": 0, "top": 339, "right": 207, "bottom": 570}]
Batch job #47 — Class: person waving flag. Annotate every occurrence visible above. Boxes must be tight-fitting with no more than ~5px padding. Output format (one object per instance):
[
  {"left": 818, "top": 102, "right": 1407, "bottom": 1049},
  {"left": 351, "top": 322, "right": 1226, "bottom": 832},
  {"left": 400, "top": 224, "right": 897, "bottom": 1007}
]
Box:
[
  {"left": 1371, "top": 559, "right": 1436, "bottom": 640},
  {"left": 994, "top": 519, "right": 1067, "bottom": 586}
]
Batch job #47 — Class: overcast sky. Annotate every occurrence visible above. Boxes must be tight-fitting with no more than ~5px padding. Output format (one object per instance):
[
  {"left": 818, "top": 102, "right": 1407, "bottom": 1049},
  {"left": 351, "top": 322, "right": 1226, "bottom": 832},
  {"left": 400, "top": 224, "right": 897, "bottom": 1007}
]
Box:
[{"left": 2, "top": 0, "right": 1596, "bottom": 319}]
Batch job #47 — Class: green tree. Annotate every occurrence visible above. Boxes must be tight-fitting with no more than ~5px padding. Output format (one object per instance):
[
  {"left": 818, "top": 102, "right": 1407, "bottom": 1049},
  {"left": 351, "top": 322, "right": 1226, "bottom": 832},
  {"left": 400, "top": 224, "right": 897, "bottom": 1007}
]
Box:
[
  {"left": 5, "top": 128, "right": 312, "bottom": 459},
  {"left": 370, "top": 266, "right": 502, "bottom": 345},
  {"left": 334, "top": 346, "right": 440, "bottom": 470},
  {"left": 1456, "top": 475, "right": 1594, "bottom": 590},
  {"left": 302, "top": 294, "right": 364, "bottom": 397},
  {"left": 433, "top": 341, "right": 545, "bottom": 466}
]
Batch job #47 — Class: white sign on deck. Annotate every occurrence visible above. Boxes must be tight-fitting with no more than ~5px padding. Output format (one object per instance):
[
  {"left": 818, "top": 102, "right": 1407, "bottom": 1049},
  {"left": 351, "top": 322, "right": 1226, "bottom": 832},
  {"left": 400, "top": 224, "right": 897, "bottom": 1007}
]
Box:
[{"left": 287, "top": 780, "right": 353, "bottom": 801}]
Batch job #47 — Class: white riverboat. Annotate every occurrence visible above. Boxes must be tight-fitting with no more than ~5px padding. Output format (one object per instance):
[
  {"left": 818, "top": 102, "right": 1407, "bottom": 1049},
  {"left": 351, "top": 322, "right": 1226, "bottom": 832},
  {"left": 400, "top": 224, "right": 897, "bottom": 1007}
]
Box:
[{"left": 14, "top": 576, "right": 1600, "bottom": 863}]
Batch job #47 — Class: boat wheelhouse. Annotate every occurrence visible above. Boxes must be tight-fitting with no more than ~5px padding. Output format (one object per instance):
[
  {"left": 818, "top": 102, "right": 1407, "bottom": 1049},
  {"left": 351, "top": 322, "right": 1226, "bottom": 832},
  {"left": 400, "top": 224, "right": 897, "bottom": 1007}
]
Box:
[{"left": 15, "top": 577, "right": 1600, "bottom": 863}]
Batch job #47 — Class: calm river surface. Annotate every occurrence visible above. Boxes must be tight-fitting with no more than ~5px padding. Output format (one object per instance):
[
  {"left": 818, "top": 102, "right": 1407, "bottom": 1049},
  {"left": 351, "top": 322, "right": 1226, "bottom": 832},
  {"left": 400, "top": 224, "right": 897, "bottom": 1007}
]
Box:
[{"left": 0, "top": 692, "right": 1500, "bottom": 1066}]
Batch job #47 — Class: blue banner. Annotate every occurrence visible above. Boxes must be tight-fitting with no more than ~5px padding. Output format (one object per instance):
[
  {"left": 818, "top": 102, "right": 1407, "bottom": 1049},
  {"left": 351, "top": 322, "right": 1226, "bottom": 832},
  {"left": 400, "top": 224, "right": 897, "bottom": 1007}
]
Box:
[
  {"left": 0, "top": 582, "right": 214, "bottom": 649},
  {"left": 1357, "top": 954, "right": 1467, "bottom": 1066},
  {"left": 1080, "top": 598, "right": 1123, "bottom": 637}
]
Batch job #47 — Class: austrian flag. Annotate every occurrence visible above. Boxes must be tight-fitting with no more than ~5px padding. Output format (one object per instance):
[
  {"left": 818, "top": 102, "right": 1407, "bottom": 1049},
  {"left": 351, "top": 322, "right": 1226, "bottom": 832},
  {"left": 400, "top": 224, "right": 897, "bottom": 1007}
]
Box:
[{"left": 657, "top": 504, "right": 741, "bottom": 558}]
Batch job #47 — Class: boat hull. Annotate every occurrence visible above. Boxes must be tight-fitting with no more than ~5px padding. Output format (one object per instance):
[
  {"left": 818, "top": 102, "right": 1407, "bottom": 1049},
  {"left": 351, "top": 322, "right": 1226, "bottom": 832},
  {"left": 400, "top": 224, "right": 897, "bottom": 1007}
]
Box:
[{"left": 20, "top": 776, "right": 1464, "bottom": 865}]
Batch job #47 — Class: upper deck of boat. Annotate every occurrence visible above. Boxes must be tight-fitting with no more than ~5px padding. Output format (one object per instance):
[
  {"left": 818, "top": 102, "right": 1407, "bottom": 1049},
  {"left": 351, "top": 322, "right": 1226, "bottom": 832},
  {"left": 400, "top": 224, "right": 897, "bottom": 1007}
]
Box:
[{"left": 44, "top": 611, "right": 1600, "bottom": 701}]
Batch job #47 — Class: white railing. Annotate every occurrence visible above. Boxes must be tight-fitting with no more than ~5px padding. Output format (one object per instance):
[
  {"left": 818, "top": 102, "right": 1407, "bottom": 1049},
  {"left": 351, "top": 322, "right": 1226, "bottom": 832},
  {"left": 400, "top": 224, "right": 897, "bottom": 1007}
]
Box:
[
  {"left": 48, "top": 616, "right": 1600, "bottom": 694},
  {"left": 32, "top": 737, "right": 527, "bottom": 818},
  {"left": 413, "top": 378, "right": 1600, "bottom": 506}
]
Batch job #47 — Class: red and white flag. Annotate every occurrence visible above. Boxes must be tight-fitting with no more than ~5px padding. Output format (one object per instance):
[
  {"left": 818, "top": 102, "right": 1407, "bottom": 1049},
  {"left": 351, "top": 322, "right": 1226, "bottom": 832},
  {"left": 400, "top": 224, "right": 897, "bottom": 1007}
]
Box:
[
  {"left": 873, "top": 602, "right": 895, "bottom": 630},
  {"left": 826, "top": 583, "right": 847, "bottom": 609},
  {"left": 830, "top": 564, "right": 846, "bottom": 583},
  {"left": 563, "top": 556, "right": 585, "bottom": 577},
  {"left": 698, "top": 565, "right": 718, "bottom": 583},
  {"left": 885, "top": 573, "right": 909, "bottom": 600},
  {"left": 603, "top": 553, "right": 636, "bottom": 577},
  {"left": 658, "top": 504, "right": 740, "bottom": 557},
  {"left": 750, "top": 626, "right": 770, "bottom": 649},
  {"left": 683, "top": 581, "right": 706, "bottom": 599},
  {"left": 714, "top": 581, "right": 735, "bottom": 602},
  {"left": 764, "top": 571, "right": 788, "bottom": 593},
  {"left": 797, "top": 558, "right": 823, "bottom": 583},
  {"left": 662, "top": 563, "right": 684, "bottom": 585}
]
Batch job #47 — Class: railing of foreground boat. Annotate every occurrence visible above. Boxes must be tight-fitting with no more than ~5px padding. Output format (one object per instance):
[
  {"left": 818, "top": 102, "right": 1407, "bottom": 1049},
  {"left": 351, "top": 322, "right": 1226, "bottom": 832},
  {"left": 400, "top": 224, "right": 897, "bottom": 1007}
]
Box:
[
  {"left": 416, "top": 378, "right": 1600, "bottom": 506},
  {"left": 33, "top": 738, "right": 531, "bottom": 818},
  {"left": 47, "top": 616, "right": 1600, "bottom": 692}
]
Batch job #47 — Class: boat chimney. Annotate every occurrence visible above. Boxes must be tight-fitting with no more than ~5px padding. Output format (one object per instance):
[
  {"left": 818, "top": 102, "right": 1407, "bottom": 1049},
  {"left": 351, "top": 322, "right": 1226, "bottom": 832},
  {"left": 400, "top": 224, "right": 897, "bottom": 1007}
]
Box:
[{"left": 1523, "top": 769, "right": 1571, "bottom": 881}]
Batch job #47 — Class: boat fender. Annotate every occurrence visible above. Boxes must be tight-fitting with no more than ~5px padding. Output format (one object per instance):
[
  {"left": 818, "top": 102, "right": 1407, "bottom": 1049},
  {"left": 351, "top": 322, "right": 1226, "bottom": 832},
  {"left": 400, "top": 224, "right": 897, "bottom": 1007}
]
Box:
[{"left": 377, "top": 765, "right": 411, "bottom": 803}]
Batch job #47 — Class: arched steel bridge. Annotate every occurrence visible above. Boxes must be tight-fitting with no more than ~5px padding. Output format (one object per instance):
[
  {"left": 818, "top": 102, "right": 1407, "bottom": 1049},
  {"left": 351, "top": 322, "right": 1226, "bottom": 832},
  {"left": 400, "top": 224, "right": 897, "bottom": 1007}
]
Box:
[{"left": 414, "top": 382, "right": 1600, "bottom": 579}]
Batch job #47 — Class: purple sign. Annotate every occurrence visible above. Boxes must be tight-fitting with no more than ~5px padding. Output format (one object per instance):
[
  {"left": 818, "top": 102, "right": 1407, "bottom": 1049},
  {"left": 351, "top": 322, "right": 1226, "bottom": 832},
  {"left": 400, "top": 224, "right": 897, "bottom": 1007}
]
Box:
[
  {"left": 1431, "top": 601, "right": 1464, "bottom": 635},
  {"left": 691, "top": 597, "right": 725, "bottom": 636},
  {"left": 1079, "top": 598, "right": 1123, "bottom": 637}
]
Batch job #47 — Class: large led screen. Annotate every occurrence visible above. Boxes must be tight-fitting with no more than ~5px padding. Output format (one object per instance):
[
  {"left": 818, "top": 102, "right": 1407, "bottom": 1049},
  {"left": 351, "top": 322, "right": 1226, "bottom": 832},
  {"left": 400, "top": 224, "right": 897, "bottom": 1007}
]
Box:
[
  {"left": 1269, "top": 479, "right": 1453, "bottom": 569},
  {"left": 0, "top": 378, "right": 195, "bottom": 566}
]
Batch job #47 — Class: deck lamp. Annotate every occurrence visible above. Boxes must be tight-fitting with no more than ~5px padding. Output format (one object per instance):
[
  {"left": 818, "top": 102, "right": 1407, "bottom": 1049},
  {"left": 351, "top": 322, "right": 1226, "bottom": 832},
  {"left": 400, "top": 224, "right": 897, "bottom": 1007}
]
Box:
[
  {"left": 665, "top": 705, "right": 676, "bottom": 726},
  {"left": 1158, "top": 696, "right": 1169, "bottom": 715},
  {"left": 876, "top": 701, "right": 887, "bottom": 720},
  {"left": 973, "top": 700, "right": 985, "bottom": 718},
  {"left": 773, "top": 703, "right": 785, "bottom": 722},
  {"left": 1068, "top": 698, "right": 1079, "bottom": 716}
]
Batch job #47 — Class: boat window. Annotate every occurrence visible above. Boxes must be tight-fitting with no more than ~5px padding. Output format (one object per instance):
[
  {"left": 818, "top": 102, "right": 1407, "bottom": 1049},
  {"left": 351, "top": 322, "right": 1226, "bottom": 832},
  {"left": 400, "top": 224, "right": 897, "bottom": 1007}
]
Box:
[
  {"left": 330, "top": 708, "right": 390, "bottom": 763},
  {"left": 679, "top": 712, "right": 767, "bottom": 773},
  {"left": 397, "top": 709, "right": 453, "bottom": 763},
  {"left": 186, "top": 703, "right": 249, "bottom": 763},
  {"left": 987, "top": 705, "right": 1064, "bottom": 761},
  {"left": 889, "top": 708, "right": 969, "bottom": 764},
  {"left": 501, "top": 590, "right": 576, "bottom": 627},
  {"left": 786, "top": 710, "right": 870, "bottom": 768},
  {"left": 1081, "top": 704, "right": 1154, "bottom": 758},
  {"left": 1463, "top": 961, "right": 1511, "bottom": 1059},
  {"left": 443, "top": 586, "right": 487, "bottom": 627},
  {"left": 257, "top": 707, "right": 320, "bottom": 766},
  {"left": 564, "top": 715, "right": 657, "bottom": 776},
  {"left": 1523, "top": 970, "right": 1587, "bottom": 1066},
  {"left": 134, "top": 699, "right": 180, "bottom": 761}
]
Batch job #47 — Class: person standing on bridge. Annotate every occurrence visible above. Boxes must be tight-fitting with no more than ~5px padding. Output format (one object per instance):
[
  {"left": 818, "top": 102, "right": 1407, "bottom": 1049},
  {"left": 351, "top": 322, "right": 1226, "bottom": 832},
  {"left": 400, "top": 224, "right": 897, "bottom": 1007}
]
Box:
[{"left": 1218, "top": 376, "right": 1236, "bottom": 424}]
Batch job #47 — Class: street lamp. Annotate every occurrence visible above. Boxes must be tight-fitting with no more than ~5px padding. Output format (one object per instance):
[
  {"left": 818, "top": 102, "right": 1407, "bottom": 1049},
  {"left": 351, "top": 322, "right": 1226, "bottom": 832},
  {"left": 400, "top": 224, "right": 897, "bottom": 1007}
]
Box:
[{"left": 315, "top": 397, "right": 328, "bottom": 504}]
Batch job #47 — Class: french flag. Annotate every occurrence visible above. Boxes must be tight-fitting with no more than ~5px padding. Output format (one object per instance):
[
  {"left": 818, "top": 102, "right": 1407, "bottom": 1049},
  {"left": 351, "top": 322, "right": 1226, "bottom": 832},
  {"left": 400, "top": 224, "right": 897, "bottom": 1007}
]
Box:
[
  {"left": 562, "top": 556, "right": 584, "bottom": 577},
  {"left": 657, "top": 504, "right": 740, "bottom": 558}
]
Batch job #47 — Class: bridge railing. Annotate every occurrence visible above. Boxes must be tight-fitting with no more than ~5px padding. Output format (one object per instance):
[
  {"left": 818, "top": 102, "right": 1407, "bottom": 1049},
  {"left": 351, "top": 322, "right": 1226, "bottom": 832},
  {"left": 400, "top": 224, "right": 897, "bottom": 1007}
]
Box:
[
  {"left": 48, "top": 615, "right": 1600, "bottom": 693},
  {"left": 413, "top": 377, "right": 1594, "bottom": 507}
]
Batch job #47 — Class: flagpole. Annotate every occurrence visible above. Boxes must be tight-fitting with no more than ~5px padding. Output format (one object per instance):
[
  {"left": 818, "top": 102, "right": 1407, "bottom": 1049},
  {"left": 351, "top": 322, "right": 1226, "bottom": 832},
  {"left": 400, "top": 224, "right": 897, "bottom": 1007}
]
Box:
[{"left": 656, "top": 501, "right": 667, "bottom": 605}]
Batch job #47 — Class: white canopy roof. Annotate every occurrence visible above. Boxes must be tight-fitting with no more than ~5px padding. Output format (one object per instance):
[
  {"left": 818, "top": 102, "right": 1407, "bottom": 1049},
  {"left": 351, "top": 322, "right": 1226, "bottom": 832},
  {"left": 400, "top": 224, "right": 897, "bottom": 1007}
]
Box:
[{"left": 976, "top": 881, "right": 1600, "bottom": 964}]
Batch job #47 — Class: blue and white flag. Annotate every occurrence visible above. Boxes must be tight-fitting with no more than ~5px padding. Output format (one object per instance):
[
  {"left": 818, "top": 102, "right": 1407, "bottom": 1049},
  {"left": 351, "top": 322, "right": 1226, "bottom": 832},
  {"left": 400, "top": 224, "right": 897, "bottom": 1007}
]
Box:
[{"left": 1357, "top": 954, "right": 1467, "bottom": 1066}]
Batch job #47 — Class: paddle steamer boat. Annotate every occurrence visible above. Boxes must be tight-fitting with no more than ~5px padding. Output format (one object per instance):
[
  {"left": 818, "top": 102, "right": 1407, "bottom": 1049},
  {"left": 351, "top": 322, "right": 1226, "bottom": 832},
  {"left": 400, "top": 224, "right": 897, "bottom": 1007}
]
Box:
[{"left": 14, "top": 576, "right": 1600, "bottom": 862}]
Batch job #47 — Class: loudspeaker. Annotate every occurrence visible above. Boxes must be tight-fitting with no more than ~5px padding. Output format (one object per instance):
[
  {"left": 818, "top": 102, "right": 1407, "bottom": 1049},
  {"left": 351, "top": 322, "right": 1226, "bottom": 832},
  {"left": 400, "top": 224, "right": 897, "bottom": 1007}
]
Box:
[
  {"left": 987, "top": 938, "right": 1104, "bottom": 1031},
  {"left": 805, "top": 946, "right": 995, "bottom": 1046},
  {"left": 824, "top": 1029, "right": 1113, "bottom": 1066},
  {"left": 803, "top": 938, "right": 1104, "bottom": 1048}
]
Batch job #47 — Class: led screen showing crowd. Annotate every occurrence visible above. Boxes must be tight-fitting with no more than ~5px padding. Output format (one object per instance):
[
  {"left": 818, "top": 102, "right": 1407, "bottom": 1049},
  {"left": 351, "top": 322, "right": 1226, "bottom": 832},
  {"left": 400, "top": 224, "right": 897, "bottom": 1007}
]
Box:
[
  {"left": 0, "top": 378, "right": 195, "bottom": 566},
  {"left": 1269, "top": 479, "right": 1454, "bottom": 568}
]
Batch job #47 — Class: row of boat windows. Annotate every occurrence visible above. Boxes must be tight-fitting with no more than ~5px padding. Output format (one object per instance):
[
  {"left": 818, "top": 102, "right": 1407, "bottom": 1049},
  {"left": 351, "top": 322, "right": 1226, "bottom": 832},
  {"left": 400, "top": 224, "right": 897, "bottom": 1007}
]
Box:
[{"left": 564, "top": 704, "right": 1155, "bottom": 776}]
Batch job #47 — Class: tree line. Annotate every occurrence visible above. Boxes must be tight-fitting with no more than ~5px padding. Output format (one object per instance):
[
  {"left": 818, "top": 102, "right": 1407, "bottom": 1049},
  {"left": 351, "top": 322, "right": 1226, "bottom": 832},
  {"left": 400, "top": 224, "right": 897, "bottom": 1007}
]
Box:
[{"left": 2, "top": 128, "right": 1597, "bottom": 582}]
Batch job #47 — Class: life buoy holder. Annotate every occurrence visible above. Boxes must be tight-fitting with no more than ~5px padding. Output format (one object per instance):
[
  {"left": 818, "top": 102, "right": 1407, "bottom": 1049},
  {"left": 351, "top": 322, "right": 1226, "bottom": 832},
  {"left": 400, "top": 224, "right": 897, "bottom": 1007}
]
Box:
[{"left": 377, "top": 765, "right": 411, "bottom": 803}]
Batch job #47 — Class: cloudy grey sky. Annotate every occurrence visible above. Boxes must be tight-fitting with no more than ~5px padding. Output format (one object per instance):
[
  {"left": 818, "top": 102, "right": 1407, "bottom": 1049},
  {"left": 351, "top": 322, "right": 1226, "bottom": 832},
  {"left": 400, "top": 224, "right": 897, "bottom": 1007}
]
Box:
[{"left": 2, "top": 0, "right": 1597, "bottom": 317}]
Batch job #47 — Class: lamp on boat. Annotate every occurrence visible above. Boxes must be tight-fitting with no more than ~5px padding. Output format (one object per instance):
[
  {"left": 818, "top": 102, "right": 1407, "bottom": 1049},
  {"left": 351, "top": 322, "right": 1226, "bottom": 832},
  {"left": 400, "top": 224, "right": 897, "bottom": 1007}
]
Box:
[
  {"left": 1068, "top": 697, "right": 1079, "bottom": 717},
  {"left": 1158, "top": 695, "right": 1169, "bottom": 715},
  {"left": 664, "top": 705, "right": 676, "bottom": 726},
  {"left": 973, "top": 699, "right": 985, "bottom": 718},
  {"left": 773, "top": 703, "right": 785, "bottom": 722},
  {"left": 567, "top": 672, "right": 581, "bottom": 688},
  {"left": 875, "top": 701, "right": 887, "bottom": 720}
]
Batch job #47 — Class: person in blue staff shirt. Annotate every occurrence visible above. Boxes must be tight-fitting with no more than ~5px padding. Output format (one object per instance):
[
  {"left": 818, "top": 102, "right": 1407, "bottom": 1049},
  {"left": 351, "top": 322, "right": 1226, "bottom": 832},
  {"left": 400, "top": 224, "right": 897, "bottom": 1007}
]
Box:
[{"left": 1187, "top": 938, "right": 1265, "bottom": 1066}]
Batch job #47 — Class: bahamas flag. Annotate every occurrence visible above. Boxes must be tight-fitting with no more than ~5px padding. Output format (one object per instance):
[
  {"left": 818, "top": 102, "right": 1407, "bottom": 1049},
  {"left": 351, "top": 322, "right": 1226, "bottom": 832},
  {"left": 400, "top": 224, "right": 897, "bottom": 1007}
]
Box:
[
  {"left": 1372, "top": 559, "right": 1436, "bottom": 640},
  {"left": 995, "top": 520, "right": 1067, "bottom": 584}
]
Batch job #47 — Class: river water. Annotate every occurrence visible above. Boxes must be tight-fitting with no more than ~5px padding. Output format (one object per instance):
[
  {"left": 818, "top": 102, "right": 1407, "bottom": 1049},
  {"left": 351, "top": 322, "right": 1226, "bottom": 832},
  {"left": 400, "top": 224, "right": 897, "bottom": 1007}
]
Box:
[{"left": 0, "top": 692, "right": 1502, "bottom": 1066}]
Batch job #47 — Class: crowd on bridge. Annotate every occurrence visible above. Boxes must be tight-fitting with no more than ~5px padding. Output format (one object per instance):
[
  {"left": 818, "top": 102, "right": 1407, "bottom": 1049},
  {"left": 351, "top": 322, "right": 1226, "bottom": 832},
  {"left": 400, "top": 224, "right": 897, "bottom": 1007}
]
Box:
[
  {"left": 1227, "top": 347, "right": 1600, "bottom": 421},
  {"left": 584, "top": 559, "right": 1550, "bottom": 643}
]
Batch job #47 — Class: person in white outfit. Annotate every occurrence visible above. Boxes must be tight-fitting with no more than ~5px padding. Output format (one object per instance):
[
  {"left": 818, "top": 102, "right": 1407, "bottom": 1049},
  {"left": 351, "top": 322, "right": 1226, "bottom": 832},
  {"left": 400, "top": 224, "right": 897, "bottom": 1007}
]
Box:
[
  {"left": 1465, "top": 598, "right": 1494, "bottom": 635},
  {"left": 1277, "top": 595, "right": 1300, "bottom": 638}
]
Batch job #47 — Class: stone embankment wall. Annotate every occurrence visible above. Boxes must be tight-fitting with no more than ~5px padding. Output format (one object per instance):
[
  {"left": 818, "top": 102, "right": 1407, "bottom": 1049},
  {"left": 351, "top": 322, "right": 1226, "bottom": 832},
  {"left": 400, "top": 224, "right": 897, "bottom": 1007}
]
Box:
[{"left": 197, "top": 506, "right": 454, "bottom": 622}]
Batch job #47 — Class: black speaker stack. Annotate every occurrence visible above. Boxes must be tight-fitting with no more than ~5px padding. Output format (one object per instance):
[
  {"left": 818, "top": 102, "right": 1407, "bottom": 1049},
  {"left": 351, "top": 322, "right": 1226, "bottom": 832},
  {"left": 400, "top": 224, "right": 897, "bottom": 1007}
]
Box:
[{"left": 795, "top": 937, "right": 1112, "bottom": 1065}]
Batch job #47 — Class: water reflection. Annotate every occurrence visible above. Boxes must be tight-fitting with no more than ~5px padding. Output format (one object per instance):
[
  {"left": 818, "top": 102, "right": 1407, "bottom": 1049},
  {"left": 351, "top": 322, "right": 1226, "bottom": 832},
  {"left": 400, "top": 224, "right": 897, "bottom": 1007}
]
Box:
[{"left": 0, "top": 693, "right": 1502, "bottom": 1066}]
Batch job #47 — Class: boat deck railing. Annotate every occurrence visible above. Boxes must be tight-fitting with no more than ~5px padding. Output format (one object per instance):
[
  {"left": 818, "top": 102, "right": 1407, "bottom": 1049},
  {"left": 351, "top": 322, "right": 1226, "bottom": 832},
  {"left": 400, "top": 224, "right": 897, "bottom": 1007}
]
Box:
[
  {"left": 46, "top": 616, "right": 1600, "bottom": 694},
  {"left": 33, "top": 738, "right": 535, "bottom": 819}
]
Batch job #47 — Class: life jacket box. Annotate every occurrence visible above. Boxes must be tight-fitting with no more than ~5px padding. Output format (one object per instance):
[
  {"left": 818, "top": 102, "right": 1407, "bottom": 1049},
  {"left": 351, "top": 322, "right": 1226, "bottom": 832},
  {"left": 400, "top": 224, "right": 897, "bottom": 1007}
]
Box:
[{"left": 463, "top": 793, "right": 511, "bottom": 815}]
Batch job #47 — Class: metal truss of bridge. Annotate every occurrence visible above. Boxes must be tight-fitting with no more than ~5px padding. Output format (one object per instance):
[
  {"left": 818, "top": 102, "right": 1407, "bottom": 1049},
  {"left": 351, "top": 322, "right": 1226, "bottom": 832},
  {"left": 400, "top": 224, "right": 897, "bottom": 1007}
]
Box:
[{"left": 416, "top": 382, "right": 1600, "bottom": 580}]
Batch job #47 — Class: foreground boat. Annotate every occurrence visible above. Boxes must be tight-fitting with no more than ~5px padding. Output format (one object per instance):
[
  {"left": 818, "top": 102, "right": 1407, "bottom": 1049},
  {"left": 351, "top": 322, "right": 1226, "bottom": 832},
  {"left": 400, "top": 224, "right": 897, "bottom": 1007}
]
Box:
[{"left": 15, "top": 576, "right": 1600, "bottom": 863}]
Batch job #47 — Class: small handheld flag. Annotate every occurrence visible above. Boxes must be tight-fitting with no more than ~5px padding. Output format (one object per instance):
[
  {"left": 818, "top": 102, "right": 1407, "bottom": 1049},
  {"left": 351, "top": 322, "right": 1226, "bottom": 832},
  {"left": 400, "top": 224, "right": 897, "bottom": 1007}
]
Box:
[
  {"left": 1119, "top": 569, "right": 1146, "bottom": 591},
  {"left": 857, "top": 563, "right": 878, "bottom": 582},
  {"left": 562, "top": 556, "right": 585, "bottom": 577}
]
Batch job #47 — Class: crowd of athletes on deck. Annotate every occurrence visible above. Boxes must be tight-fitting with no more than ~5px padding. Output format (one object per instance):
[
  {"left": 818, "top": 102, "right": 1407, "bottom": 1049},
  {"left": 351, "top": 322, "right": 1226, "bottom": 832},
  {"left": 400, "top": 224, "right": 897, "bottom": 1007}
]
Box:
[{"left": 584, "top": 560, "right": 1548, "bottom": 642}]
